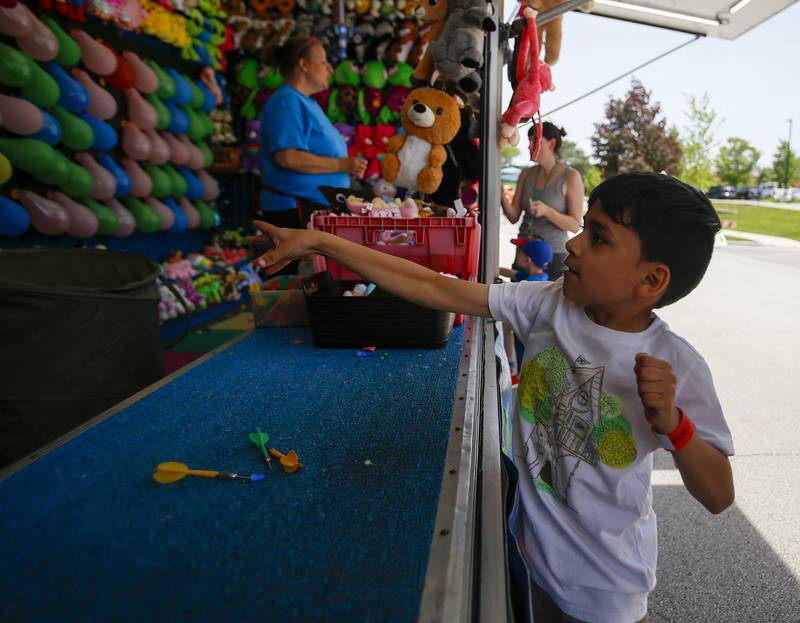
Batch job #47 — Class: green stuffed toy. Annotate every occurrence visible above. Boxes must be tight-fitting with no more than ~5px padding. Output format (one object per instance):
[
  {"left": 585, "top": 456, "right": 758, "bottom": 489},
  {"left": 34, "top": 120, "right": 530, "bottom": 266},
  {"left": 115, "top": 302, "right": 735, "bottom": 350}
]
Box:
[
  {"left": 333, "top": 60, "right": 361, "bottom": 87},
  {"left": 362, "top": 60, "right": 387, "bottom": 89}
]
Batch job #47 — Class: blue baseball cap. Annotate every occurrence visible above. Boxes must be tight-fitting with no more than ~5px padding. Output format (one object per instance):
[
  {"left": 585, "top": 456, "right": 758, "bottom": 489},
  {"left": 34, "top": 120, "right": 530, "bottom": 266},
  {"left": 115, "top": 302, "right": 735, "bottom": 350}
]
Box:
[{"left": 511, "top": 238, "right": 553, "bottom": 270}]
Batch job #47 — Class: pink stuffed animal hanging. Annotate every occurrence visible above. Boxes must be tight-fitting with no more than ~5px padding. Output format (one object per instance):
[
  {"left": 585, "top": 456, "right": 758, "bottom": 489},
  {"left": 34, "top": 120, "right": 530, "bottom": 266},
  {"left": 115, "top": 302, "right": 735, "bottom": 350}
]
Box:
[{"left": 500, "top": 9, "right": 554, "bottom": 152}]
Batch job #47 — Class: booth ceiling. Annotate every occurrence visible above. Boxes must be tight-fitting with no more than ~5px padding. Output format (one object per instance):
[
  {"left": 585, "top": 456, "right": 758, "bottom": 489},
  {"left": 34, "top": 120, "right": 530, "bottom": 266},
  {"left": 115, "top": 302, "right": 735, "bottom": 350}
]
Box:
[{"left": 588, "top": 0, "right": 797, "bottom": 39}]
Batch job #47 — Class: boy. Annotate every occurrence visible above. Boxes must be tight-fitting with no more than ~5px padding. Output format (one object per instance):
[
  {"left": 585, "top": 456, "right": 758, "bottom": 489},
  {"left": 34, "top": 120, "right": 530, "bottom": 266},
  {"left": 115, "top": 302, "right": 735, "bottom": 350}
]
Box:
[
  {"left": 253, "top": 172, "right": 735, "bottom": 622},
  {"left": 500, "top": 237, "right": 553, "bottom": 283}
]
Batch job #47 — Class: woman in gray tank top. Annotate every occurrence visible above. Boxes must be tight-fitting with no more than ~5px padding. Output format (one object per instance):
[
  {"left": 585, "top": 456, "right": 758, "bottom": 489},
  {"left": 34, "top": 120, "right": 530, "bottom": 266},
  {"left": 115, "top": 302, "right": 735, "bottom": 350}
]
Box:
[{"left": 502, "top": 122, "right": 584, "bottom": 280}]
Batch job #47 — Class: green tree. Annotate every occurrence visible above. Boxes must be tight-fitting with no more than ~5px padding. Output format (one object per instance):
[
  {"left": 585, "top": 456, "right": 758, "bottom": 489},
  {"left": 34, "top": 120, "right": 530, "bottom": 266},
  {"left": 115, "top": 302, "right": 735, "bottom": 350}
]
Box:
[
  {"left": 583, "top": 166, "right": 603, "bottom": 195},
  {"left": 560, "top": 140, "right": 591, "bottom": 177},
  {"left": 715, "top": 137, "right": 760, "bottom": 187},
  {"left": 591, "top": 78, "right": 683, "bottom": 177},
  {"left": 501, "top": 146, "right": 522, "bottom": 168},
  {"left": 678, "top": 93, "right": 719, "bottom": 191},
  {"left": 771, "top": 140, "right": 800, "bottom": 186}
]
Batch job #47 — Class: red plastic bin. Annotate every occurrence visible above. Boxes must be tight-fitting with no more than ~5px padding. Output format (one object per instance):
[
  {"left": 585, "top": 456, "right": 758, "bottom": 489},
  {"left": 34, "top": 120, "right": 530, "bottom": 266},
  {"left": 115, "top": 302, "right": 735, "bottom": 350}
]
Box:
[{"left": 309, "top": 213, "right": 481, "bottom": 282}]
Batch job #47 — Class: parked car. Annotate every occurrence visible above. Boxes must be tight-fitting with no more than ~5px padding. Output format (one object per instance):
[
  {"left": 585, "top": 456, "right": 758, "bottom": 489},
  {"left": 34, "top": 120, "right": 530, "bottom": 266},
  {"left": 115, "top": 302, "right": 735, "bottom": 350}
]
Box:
[
  {"left": 757, "top": 181, "right": 780, "bottom": 199},
  {"left": 736, "top": 185, "right": 758, "bottom": 199},
  {"left": 707, "top": 185, "right": 737, "bottom": 199}
]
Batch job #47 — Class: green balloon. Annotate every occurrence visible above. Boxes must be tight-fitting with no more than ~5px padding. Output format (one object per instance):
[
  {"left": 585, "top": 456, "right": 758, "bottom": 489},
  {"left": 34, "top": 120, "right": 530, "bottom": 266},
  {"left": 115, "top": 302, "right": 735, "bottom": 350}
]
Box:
[
  {"left": 60, "top": 162, "right": 94, "bottom": 197},
  {"left": 44, "top": 18, "right": 81, "bottom": 66},
  {"left": 145, "top": 92, "right": 171, "bottom": 130},
  {"left": 184, "top": 106, "right": 204, "bottom": 142},
  {"left": 84, "top": 198, "right": 119, "bottom": 236},
  {"left": 163, "top": 163, "right": 187, "bottom": 196},
  {"left": 147, "top": 61, "right": 175, "bottom": 100},
  {"left": 0, "top": 42, "right": 33, "bottom": 87},
  {"left": 196, "top": 141, "right": 213, "bottom": 168},
  {"left": 0, "top": 138, "right": 56, "bottom": 175},
  {"left": 32, "top": 150, "right": 70, "bottom": 185},
  {"left": 195, "top": 199, "right": 215, "bottom": 229},
  {"left": 143, "top": 163, "right": 172, "bottom": 198},
  {"left": 188, "top": 77, "right": 204, "bottom": 108},
  {"left": 201, "top": 112, "right": 214, "bottom": 138},
  {"left": 50, "top": 105, "right": 94, "bottom": 151},
  {"left": 123, "top": 196, "right": 160, "bottom": 233},
  {"left": 20, "top": 61, "right": 60, "bottom": 108}
]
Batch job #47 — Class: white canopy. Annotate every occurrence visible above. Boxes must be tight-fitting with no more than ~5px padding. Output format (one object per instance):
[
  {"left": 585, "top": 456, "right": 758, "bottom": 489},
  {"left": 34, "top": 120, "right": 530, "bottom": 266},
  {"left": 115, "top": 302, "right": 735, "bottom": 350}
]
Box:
[{"left": 588, "top": 0, "right": 797, "bottom": 39}]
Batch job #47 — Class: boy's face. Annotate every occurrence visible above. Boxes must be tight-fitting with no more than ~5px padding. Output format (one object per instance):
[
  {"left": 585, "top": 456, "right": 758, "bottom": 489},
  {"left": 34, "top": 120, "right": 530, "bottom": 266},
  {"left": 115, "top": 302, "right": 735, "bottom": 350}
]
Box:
[
  {"left": 513, "top": 247, "right": 530, "bottom": 271},
  {"left": 563, "top": 201, "right": 658, "bottom": 310}
]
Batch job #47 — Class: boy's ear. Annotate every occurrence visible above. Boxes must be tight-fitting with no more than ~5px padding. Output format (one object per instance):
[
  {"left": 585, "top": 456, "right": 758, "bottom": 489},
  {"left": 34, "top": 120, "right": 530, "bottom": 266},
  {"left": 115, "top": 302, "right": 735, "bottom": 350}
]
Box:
[{"left": 636, "top": 262, "right": 670, "bottom": 301}]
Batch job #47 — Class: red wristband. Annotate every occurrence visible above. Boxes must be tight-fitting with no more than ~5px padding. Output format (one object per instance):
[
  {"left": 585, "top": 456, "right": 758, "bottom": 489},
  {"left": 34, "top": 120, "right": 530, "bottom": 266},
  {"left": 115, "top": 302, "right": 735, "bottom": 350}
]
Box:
[{"left": 654, "top": 408, "right": 695, "bottom": 452}]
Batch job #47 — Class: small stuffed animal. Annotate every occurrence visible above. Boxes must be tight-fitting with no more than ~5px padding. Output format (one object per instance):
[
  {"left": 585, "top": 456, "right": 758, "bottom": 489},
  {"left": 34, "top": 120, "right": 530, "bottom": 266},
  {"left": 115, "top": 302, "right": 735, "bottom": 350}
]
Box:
[
  {"left": 334, "top": 122, "right": 356, "bottom": 146},
  {"left": 368, "top": 124, "right": 398, "bottom": 179},
  {"left": 431, "top": 0, "right": 495, "bottom": 93},
  {"left": 241, "top": 120, "right": 261, "bottom": 175},
  {"left": 372, "top": 178, "right": 397, "bottom": 202},
  {"left": 388, "top": 20, "right": 418, "bottom": 64},
  {"left": 381, "top": 87, "right": 462, "bottom": 194},
  {"left": 430, "top": 105, "right": 481, "bottom": 207},
  {"left": 500, "top": 9, "right": 553, "bottom": 149},
  {"left": 319, "top": 185, "right": 375, "bottom": 214},
  {"left": 412, "top": 0, "right": 450, "bottom": 84}
]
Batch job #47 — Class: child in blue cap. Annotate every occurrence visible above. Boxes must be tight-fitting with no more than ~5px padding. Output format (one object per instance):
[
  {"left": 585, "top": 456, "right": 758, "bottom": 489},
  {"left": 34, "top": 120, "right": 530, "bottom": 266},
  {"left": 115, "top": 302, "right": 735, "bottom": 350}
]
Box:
[
  {"left": 499, "top": 237, "right": 554, "bottom": 374},
  {"left": 501, "top": 237, "right": 554, "bottom": 283}
]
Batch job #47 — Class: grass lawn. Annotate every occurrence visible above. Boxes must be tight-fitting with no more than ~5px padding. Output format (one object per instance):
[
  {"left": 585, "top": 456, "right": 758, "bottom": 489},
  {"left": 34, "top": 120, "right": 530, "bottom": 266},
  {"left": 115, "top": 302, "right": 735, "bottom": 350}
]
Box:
[{"left": 712, "top": 202, "right": 800, "bottom": 241}]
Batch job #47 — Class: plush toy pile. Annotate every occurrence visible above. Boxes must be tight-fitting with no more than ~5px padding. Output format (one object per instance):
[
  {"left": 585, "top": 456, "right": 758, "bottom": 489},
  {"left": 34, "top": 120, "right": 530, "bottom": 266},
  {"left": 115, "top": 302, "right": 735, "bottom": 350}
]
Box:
[{"left": 156, "top": 228, "right": 260, "bottom": 322}]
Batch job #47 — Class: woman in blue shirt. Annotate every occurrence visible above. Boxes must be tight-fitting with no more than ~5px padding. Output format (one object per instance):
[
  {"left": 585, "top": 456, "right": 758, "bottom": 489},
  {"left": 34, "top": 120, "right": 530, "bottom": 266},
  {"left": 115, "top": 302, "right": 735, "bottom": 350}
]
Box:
[{"left": 260, "top": 37, "right": 367, "bottom": 228}]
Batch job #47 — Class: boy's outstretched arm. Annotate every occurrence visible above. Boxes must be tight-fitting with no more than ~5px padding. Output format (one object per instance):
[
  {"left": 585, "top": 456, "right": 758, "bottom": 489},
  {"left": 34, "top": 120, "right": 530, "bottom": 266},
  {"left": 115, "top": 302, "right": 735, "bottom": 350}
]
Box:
[
  {"left": 635, "top": 354, "right": 734, "bottom": 515},
  {"left": 252, "top": 221, "right": 492, "bottom": 318}
]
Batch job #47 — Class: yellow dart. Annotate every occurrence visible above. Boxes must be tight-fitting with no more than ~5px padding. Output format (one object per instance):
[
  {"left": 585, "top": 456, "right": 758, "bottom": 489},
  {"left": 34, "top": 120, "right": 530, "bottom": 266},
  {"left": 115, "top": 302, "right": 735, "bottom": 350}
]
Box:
[{"left": 153, "top": 462, "right": 218, "bottom": 484}]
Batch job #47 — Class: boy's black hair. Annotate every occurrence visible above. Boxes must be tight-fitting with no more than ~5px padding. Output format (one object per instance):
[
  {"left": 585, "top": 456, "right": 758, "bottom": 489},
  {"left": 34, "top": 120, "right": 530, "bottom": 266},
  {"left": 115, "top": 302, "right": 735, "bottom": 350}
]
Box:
[{"left": 588, "top": 172, "right": 721, "bottom": 308}]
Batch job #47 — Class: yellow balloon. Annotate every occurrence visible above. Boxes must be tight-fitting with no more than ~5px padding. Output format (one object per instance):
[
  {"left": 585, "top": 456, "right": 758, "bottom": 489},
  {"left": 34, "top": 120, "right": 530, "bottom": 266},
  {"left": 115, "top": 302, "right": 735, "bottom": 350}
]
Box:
[{"left": 0, "top": 151, "right": 11, "bottom": 185}]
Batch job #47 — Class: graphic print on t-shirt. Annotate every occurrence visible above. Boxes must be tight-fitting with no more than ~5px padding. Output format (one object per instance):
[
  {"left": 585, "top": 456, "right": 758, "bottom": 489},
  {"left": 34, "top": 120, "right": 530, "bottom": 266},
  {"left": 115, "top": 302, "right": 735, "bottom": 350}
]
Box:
[{"left": 516, "top": 347, "right": 638, "bottom": 507}]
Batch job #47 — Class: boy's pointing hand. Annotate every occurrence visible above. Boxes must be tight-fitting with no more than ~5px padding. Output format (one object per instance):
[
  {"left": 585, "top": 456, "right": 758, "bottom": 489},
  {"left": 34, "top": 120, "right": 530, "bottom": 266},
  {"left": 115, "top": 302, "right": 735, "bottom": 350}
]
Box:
[
  {"left": 634, "top": 353, "right": 680, "bottom": 435},
  {"left": 251, "top": 221, "right": 316, "bottom": 275}
]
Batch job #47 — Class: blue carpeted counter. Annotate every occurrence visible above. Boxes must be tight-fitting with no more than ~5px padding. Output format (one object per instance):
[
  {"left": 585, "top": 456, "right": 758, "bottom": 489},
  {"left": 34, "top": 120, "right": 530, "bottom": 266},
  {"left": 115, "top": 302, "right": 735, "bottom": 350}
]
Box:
[{"left": 0, "top": 326, "right": 467, "bottom": 622}]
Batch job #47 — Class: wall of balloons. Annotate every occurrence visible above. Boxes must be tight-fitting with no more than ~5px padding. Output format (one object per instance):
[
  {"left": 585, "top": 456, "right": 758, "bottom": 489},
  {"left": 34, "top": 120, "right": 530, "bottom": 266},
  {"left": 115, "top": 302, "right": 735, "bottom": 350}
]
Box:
[{"left": 0, "top": 0, "right": 225, "bottom": 247}]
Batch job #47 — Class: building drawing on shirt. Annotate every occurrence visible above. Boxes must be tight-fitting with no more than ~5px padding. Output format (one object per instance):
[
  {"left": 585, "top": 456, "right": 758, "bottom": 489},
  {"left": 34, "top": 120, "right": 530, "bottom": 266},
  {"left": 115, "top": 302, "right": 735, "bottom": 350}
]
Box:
[{"left": 516, "top": 347, "right": 637, "bottom": 507}]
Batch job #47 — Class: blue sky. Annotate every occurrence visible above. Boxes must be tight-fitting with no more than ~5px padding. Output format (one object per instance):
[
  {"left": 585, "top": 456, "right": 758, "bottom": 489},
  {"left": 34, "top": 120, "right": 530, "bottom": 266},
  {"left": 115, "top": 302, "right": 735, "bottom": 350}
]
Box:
[{"left": 502, "top": 2, "right": 800, "bottom": 172}]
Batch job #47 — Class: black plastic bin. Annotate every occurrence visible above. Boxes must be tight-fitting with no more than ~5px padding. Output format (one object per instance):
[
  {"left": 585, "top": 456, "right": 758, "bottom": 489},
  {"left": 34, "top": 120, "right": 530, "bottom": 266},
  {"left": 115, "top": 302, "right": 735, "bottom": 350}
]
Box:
[
  {"left": 303, "top": 271, "right": 455, "bottom": 349},
  {"left": 0, "top": 248, "right": 163, "bottom": 468}
]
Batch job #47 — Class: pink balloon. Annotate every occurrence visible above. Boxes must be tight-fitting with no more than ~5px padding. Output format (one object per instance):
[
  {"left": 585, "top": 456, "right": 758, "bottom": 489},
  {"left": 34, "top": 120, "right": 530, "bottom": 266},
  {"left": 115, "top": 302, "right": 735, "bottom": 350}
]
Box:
[
  {"left": 72, "top": 30, "right": 117, "bottom": 76},
  {"left": 197, "top": 169, "right": 220, "bottom": 201},
  {"left": 124, "top": 88, "right": 157, "bottom": 132},
  {"left": 144, "top": 196, "right": 174, "bottom": 230},
  {"left": 104, "top": 198, "right": 135, "bottom": 237},
  {"left": 76, "top": 152, "right": 116, "bottom": 200},
  {"left": 161, "top": 132, "right": 189, "bottom": 165},
  {"left": 74, "top": 69, "right": 117, "bottom": 120},
  {"left": 0, "top": 95, "right": 44, "bottom": 135},
  {"left": 0, "top": 1, "right": 33, "bottom": 37},
  {"left": 19, "top": 190, "right": 70, "bottom": 235},
  {"left": 51, "top": 191, "right": 99, "bottom": 238},
  {"left": 177, "top": 197, "right": 200, "bottom": 229},
  {"left": 122, "top": 123, "right": 151, "bottom": 161},
  {"left": 144, "top": 129, "right": 170, "bottom": 165},
  {"left": 122, "top": 51, "right": 158, "bottom": 93},
  {"left": 17, "top": 15, "right": 59, "bottom": 62},
  {"left": 122, "top": 158, "right": 153, "bottom": 197},
  {"left": 179, "top": 135, "right": 205, "bottom": 171}
]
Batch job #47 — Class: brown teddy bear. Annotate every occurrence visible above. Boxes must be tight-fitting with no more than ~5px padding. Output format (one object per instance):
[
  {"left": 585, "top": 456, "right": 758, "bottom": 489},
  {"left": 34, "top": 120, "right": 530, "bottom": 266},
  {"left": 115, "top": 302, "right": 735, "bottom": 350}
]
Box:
[
  {"left": 411, "top": 0, "right": 450, "bottom": 84},
  {"left": 528, "top": 0, "right": 593, "bottom": 65},
  {"left": 381, "top": 87, "right": 462, "bottom": 195}
]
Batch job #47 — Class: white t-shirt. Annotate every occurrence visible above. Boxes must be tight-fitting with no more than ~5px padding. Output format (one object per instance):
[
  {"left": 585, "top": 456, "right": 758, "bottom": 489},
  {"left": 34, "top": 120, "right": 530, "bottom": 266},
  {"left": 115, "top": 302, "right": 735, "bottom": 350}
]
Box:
[{"left": 489, "top": 279, "right": 734, "bottom": 623}]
